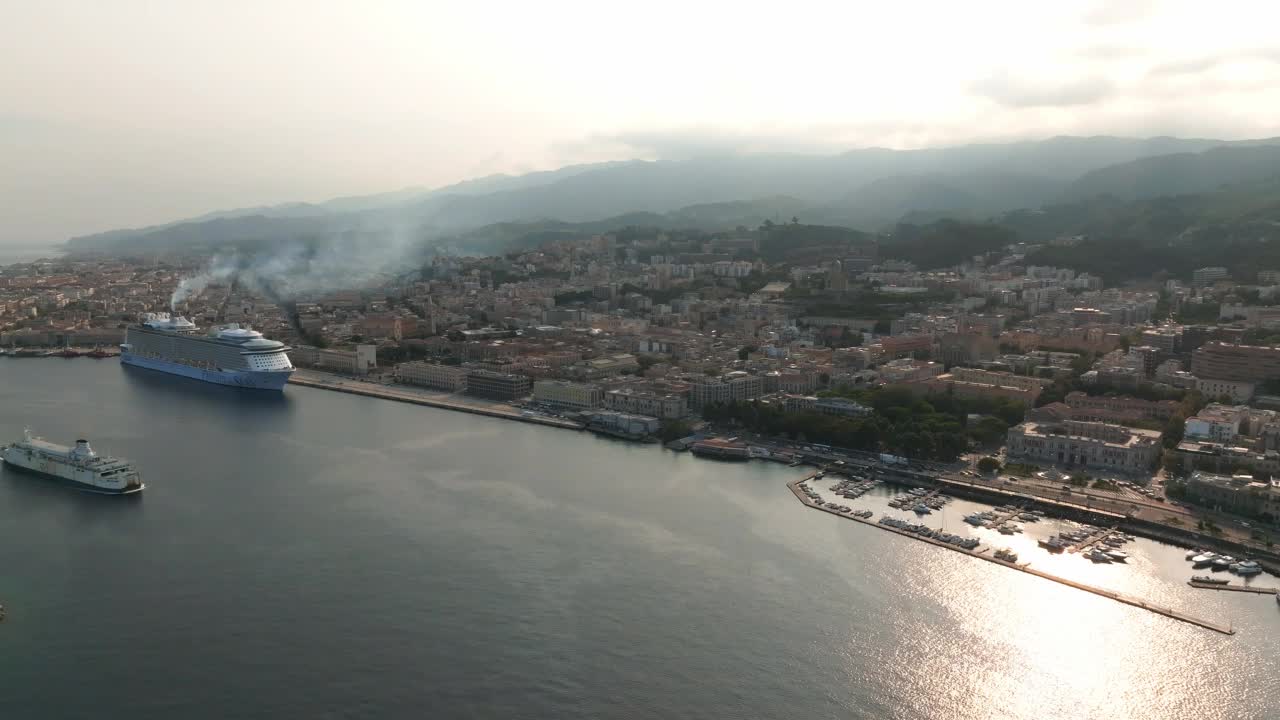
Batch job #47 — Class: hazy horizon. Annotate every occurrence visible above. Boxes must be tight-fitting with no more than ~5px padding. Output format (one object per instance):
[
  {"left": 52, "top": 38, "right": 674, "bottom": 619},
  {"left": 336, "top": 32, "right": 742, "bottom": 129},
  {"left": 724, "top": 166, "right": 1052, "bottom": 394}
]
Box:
[{"left": 4, "top": 0, "right": 1280, "bottom": 245}]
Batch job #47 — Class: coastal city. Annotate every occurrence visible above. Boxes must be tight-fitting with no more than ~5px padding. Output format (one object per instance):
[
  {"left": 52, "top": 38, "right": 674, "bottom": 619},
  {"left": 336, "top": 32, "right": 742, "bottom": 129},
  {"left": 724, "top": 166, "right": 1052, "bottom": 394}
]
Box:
[
  {"left": 11, "top": 4, "right": 1280, "bottom": 718},
  {"left": 4, "top": 224, "right": 1280, "bottom": 582}
]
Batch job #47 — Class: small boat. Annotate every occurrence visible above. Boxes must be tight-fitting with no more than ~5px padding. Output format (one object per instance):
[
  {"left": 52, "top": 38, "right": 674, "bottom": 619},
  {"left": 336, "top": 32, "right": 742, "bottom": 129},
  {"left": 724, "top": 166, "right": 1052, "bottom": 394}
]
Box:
[
  {"left": 998, "top": 524, "right": 1015, "bottom": 535},
  {"left": 1192, "top": 575, "right": 1230, "bottom": 585},
  {"left": 1185, "top": 549, "right": 1200, "bottom": 560},
  {"left": 1038, "top": 538, "right": 1067, "bottom": 553},
  {"left": 1086, "top": 549, "right": 1113, "bottom": 563},
  {"left": 1105, "top": 550, "right": 1129, "bottom": 563},
  {"left": 913, "top": 503, "right": 932, "bottom": 514},
  {"left": 1191, "top": 553, "right": 1216, "bottom": 567},
  {"left": 1212, "top": 556, "right": 1234, "bottom": 570}
]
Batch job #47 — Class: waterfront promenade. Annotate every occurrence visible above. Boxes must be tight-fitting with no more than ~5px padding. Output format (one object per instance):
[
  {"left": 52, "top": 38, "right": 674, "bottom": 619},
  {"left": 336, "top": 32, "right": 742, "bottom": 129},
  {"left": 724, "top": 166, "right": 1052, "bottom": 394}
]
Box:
[{"left": 289, "top": 369, "right": 584, "bottom": 430}]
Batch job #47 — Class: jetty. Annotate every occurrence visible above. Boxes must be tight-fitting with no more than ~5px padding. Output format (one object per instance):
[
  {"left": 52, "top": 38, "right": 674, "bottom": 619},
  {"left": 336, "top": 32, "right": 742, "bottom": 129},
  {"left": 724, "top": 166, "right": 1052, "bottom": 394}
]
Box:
[
  {"left": 1188, "top": 581, "right": 1278, "bottom": 594},
  {"left": 789, "top": 478, "right": 1235, "bottom": 636}
]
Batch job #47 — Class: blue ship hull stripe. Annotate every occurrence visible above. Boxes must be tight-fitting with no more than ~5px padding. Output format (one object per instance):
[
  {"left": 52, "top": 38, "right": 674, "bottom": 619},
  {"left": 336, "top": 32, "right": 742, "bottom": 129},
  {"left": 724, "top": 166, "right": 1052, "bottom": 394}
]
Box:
[{"left": 120, "top": 353, "right": 292, "bottom": 391}]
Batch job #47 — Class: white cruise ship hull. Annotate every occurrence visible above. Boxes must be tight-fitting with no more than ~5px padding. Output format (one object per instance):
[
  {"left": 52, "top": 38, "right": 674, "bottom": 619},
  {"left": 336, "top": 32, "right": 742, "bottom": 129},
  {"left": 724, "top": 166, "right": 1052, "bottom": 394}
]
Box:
[
  {"left": 121, "top": 352, "right": 293, "bottom": 391},
  {"left": 2, "top": 448, "right": 144, "bottom": 495}
]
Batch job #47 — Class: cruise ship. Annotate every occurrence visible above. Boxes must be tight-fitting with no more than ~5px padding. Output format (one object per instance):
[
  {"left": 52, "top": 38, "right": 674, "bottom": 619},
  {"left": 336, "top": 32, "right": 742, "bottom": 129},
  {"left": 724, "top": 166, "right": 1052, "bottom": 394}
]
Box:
[
  {"left": 2, "top": 429, "right": 144, "bottom": 494},
  {"left": 121, "top": 313, "right": 294, "bottom": 390}
]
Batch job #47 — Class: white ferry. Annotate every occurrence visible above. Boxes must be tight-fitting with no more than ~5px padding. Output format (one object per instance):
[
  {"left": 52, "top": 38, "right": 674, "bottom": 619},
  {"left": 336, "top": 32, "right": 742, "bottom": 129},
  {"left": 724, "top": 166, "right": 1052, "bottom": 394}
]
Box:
[{"left": 1, "top": 429, "right": 144, "bottom": 494}]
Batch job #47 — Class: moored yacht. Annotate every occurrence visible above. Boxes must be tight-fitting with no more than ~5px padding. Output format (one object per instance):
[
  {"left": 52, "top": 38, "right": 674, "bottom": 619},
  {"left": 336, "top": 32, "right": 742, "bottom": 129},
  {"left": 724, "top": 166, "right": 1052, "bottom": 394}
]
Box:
[
  {"left": 1192, "top": 574, "right": 1230, "bottom": 585},
  {"left": 1233, "top": 560, "right": 1262, "bottom": 576}
]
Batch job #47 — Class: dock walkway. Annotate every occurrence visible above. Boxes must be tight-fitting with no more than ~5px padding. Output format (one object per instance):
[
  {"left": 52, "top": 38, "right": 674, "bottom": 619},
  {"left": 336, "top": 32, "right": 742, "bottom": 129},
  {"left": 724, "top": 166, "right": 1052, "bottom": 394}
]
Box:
[
  {"left": 1069, "top": 525, "right": 1121, "bottom": 554},
  {"left": 788, "top": 479, "right": 1235, "bottom": 636},
  {"left": 981, "top": 505, "right": 1026, "bottom": 529},
  {"left": 1188, "top": 581, "right": 1277, "bottom": 594}
]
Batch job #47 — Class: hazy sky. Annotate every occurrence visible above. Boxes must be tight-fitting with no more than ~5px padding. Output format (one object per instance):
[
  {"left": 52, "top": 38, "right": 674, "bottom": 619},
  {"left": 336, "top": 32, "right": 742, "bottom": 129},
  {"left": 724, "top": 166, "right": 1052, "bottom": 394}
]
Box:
[{"left": 3, "top": 0, "right": 1279, "bottom": 244}]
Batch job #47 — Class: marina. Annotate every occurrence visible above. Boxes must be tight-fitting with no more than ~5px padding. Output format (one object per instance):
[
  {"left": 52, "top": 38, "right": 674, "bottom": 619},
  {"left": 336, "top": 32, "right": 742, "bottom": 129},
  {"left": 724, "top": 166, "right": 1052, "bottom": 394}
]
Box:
[{"left": 788, "top": 474, "right": 1238, "bottom": 636}]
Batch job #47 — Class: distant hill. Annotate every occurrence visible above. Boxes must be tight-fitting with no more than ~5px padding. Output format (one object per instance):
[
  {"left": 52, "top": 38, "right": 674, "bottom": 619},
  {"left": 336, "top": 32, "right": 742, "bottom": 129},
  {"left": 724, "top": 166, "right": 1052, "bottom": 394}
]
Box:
[
  {"left": 67, "top": 135, "right": 1257, "bottom": 254},
  {"left": 1022, "top": 176, "right": 1280, "bottom": 282},
  {"left": 758, "top": 223, "right": 873, "bottom": 263},
  {"left": 881, "top": 220, "right": 1018, "bottom": 269},
  {"left": 1064, "top": 142, "right": 1280, "bottom": 202}
]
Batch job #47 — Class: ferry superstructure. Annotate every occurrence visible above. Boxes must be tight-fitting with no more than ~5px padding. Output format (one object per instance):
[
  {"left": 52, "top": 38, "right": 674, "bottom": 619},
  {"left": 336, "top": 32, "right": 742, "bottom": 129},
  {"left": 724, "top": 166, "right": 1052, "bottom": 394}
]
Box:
[
  {"left": 121, "top": 313, "right": 294, "bottom": 390},
  {"left": 2, "top": 429, "right": 144, "bottom": 494}
]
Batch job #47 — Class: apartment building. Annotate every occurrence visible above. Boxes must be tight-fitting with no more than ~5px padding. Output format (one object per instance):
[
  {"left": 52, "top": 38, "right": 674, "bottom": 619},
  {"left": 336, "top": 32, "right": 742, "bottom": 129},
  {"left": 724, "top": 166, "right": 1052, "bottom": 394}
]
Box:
[
  {"left": 465, "top": 369, "right": 532, "bottom": 400},
  {"left": 1063, "top": 391, "right": 1179, "bottom": 423},
  {"left": 603, "top": 387, "right": 687, "bottom": 419},
  {"left": 1191, "top": 342, "right": 1280, "bottom": 384},
  {"left": 532, "top": 380, "right": 602, "bottom": 410},
  {"left": 396, "top": 361, "right": 469, "bottom": 391}
]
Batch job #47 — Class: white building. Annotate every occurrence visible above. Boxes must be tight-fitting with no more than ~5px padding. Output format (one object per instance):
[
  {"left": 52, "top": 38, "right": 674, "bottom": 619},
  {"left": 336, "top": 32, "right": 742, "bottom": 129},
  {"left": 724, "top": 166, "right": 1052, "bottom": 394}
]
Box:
[{"left": 1196, "top": 377, "right": 1255, "bottom": 403}]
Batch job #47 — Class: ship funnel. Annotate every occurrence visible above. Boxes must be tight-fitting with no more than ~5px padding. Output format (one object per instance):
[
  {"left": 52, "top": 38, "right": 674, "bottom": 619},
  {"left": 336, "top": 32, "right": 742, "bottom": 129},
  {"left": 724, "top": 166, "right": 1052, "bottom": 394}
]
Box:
[{"left": 73, "top": 439, "right": 97, "bottom": 459}]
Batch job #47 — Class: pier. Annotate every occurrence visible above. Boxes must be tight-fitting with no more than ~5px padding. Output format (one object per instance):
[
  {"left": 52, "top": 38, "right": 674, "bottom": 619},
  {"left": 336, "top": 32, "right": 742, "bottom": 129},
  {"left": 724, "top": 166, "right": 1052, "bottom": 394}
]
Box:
[
  {"left": 1188, "top": 581, "right": 1278, "bottom": 594},
  {"left": 980, "top": 505, "right": 1027, "bottom": 529},
  {"left": 1067, "top": 525, "right": 1121, "bottom": 554},
  {"left": 789, "top": 478, "right": 1236, "bottom": 636}
]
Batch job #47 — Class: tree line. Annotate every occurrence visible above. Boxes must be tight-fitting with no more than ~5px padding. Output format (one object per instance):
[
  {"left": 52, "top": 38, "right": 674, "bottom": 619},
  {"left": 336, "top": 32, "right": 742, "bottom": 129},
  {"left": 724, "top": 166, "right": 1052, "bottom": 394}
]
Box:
[{"left": 702, "top": 386, "right": 1026, "bottom": 462}]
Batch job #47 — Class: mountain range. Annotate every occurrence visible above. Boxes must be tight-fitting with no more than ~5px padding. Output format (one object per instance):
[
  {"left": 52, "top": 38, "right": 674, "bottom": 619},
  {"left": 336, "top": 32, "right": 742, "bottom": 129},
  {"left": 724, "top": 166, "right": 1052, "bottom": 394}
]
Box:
[{"left": 67, "top": 135, "right": 1280, "bottom": 256}]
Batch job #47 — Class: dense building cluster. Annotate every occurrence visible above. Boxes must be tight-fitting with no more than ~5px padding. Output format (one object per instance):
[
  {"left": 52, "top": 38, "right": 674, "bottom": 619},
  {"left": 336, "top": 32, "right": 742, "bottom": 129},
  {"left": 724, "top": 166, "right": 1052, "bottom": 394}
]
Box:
[{"left": 7, "top": 226, "right": 1280, "bottom": 521}]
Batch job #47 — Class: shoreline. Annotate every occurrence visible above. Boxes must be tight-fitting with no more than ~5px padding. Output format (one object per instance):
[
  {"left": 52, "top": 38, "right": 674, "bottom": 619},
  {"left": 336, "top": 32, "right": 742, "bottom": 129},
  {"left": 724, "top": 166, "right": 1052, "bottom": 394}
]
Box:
[
  {"left": 288, "top": 370, "right": 585, "bottom": 431},
  {"left": 289, "top": 368, "right": 1279, "bottom": 571}
]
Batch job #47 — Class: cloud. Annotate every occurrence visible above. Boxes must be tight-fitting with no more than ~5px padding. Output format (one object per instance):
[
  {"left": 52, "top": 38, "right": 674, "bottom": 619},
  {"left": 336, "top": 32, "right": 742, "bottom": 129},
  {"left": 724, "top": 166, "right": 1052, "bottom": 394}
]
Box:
[
  {"left": 556, "top": 124, "right": 868, "bottom": 162},
  {"left": 969, "top": 72, "right": 1115, "bottom": 108},
  {"left": 1082, "top": 0, "right": 1159, "bottom": 26},
  {"left": 1147, "top": 48, "right": 1280, "bottom": 77},
  {"left": 1075, "top": 43, "right": 1147, "bottom": 61}
]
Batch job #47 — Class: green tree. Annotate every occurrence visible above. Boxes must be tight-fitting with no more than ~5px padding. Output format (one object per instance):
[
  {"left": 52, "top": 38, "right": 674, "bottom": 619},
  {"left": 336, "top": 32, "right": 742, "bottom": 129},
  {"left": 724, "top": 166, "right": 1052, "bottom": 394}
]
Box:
[
  {"left": 977, "top": 457, "right": 1001, "bottom": 474},
  {"left": 659, "top": 419, "right": 695, "bottom": 442},
  {"left": 1162, "top": 415, "right": 1186, "bottom": 448}
]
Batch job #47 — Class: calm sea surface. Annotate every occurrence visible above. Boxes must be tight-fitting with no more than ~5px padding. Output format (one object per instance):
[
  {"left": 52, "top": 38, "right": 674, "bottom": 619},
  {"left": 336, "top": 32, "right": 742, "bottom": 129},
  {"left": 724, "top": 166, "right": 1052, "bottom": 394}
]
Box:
[{"left": 1, "top": 361, "right": 1278, "bottom": 719}]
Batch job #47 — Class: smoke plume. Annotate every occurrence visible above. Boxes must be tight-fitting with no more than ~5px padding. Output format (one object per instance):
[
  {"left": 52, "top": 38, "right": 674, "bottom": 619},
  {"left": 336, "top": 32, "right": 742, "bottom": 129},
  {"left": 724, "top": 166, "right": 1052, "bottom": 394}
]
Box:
[{"left": 170, "top": 229, "right": 425, "bottom": 315}]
